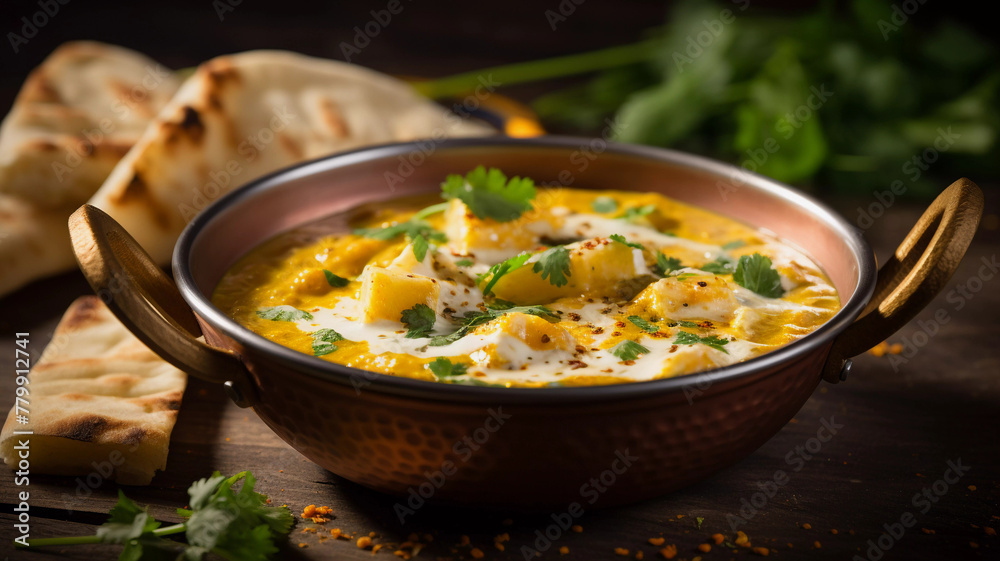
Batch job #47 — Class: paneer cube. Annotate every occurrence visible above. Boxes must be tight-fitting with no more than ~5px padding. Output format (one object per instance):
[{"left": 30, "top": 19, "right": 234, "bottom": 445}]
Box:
[
  {"left": 632, "top": 275, "right": 741, "bottom": 323},
  {"left": 490, "top": 238, "right": 651, "bottom": 304},
  {"left": 443, "top": 199, "right": 556, "bottom": 264},
  {"left": 358, "top": 266, "right": 440, "bottom": 324},
  {"left": 471, "top": 312, "right": 577, "bottom": 368}
]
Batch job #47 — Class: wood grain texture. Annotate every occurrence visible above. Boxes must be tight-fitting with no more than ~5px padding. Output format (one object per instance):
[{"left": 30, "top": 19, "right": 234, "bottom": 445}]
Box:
[{"left": 2, "top": 202, "right": 998, "bottom": 560}]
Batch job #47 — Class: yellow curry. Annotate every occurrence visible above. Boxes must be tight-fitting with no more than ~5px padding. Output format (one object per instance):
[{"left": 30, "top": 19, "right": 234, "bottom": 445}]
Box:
[{"left": 213, "top": 167, "right": 840, "bottom": 387}]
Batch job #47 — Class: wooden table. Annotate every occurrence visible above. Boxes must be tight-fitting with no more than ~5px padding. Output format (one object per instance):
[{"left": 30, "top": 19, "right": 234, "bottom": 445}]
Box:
[{"left": 2, "top": 198, "right": 998, "bottom": 560}]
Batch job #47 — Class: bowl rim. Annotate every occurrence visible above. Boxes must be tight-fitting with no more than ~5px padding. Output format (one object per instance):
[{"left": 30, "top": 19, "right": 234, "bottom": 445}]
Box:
[{"left": 173, "top": 136, "right": 876, "bottom": 404}]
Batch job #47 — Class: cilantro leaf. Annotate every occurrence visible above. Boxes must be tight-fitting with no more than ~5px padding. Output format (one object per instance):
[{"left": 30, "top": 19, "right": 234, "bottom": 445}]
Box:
[
  {"left": 733, "top": 252, "right": 784, "bottom": 297},
  {"left": 96, "top": 490, "right": 162, "bottom": 544},
  {"left": 609, "top": 233, "right": 645, "bottom": 250},
  {"left": 412, "top": 233, "right": 429, "bottom": 262},
  {"left": 428, "top": 302, "right": 558, "bottom": 347},
  {"left": 354, "top": 219, "right": 446, "bottom": 243},
  {"left": 441, "top": 166, "right": 536, "bottom": 222},
  {"left": 480, "top": 252, "right": 532, "bottom": 296},
  {"left": 455, "top": 258, "right": 474, "bottom": 267},
  {"left": 620, "top": 204, "right": 655, "bottom": 221},
  {"left": 532, "top": 246, "right": 572, "bottom": 287},
  {"left": 401, "top": 303, "right": 436, "bottom": 338},
  {"left": 699, "top": 256, "right": 736, "bottom": 275},
  {"left": 256, "top": 306, "right": 312, "bottom": 322},
  {"left": 323, "top": 270, "right": 349, "bottom": 287},
  {"left": 722, "top": 240, "right": 747, "bottom": 250},
  {"left": 653, "top": 253, "right": 683, "bottom": 276},
  {"left": 428, "top": 357, "right": 468, "bottom": 378},
  {"left": 611, "top": 339, "right": 650, "bottom": 361},
  {"left": 673, "top": 331, "right": 730, "bottom": 354},
  {"left": 627, "top": 315, "right": 659, "bottom": 333},
  {"left": 311, "top": 328, "right": 344, "bottom": 356},
  {"left": 591, "top": 196, "right": 618, "bottom": 213}
]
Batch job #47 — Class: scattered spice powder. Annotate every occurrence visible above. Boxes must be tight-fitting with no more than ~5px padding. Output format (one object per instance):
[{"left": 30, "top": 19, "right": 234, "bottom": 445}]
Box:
[
  {"left": 648, "top": 537, "right": 665, "bottom": 546},
  {"left": 985, "top": 527, "right": 996, "bottom": 536},
  {"left": 357, "top": 536, "right": 372, "bottom": 549},
  {"left": 614, "top": 547, "right": 630, "bottom": 555},
  {"left": 813, "top": 541, "right": 822, "bottom": 549},
  {"left": 697, "top": 543, "right": 711, "bottom": 553},
  {"left": 571, "top": 525, "right": 583, "bottom": 533},
  {"left": 735, "top": 531, "right": 749, "bottom": 546},
  {"left": 658, "top": 544, "right": 677, "bottom": 559},
  {"left": 559, "top": 545, "right": 570, "bottom": 555},
  {"left": 969, "top": 485, "right": 978, "bottom": 491},
  {"left": 752, "top": 546, "right": 770, "bottom": 556},
  {"left": 470, "top": 547, "right": 485, "bottom": 558},
  {"left": 831, "top": 529, "right": 839, "bottom": 535},
  {"left": 920, "top": 528, "right": 936, "bottom": 535},
  {"left": 711, "top": 533, "right": 725, "bottom": 545},
  {"left": 802, "top": 523, "right": 812, "bottom": 530},
  {"left": 636, "top": 551, "right": 644, "bottom": 560}
]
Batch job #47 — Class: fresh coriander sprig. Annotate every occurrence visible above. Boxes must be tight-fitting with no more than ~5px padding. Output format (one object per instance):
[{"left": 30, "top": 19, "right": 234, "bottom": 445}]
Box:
[
  {"left": 609, "top": 234, "right": 645, "bottom": 250},
  {"left": 674, "top": 331, "right": 730, "bottom": 354},
  {"left": 480, "top": 252, "right": 532, "bottom": 296},
  {"left": 733, "top": 252, "right": 784, "bottom": 298},
  {"left": 441, "top": 166, "right": 536, "bottom": 222},
  {"left": 256, "top": 306, "right": 312, "bottom": 322},
  {"left": 21, "top": 471, "right": 292, "bottom": 561},
  {"left": 611, "top": 339, "right": 650, "bottom": 361},
  {"left": 401, "top": 304, "right": 436, "bottom": 338},
  {"left": 532, "top": 246, "right": 572, "bottom": 287},
  {"left": 653, "top": 253, "right": 683, "bottom": 276}
]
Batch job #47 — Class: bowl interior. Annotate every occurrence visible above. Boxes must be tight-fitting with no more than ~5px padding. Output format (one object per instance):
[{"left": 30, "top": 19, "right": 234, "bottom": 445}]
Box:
[{"left": 176, "top": 136, "right": 875, "bottom": 396}]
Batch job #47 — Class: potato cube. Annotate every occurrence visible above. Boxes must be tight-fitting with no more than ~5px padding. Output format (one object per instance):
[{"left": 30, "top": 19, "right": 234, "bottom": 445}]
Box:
[
  {"left": 443, "top": 199, "right": 555, "bottom": 264},
  {"left": 358, "top": 266, "right": 440, "bottom": 324},
  {"left": 490, "top": 238, "right": 650, "bottom": 304}
]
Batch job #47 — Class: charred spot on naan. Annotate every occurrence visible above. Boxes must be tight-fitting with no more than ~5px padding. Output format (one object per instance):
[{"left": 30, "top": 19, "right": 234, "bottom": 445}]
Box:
[
  {"left": 61, "top": 295, "right": 107, "bottom": 331},
  {"left": 320, "top": 98, "right": 351, "bottom": 138},
  {"left": 112, "top": 170, "right": 173, "bottom": 230}
]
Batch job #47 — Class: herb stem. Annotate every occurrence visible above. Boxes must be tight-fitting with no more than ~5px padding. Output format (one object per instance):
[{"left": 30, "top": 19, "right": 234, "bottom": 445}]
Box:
[
  {"left": 413, "top": 202, "right": 450, "bottom": 220},
  {"left": 22, "top": 523, "right": 188, "bottom": 549},
  {"left": 412, "top": 40, "right": 657, "bottom": 99}
]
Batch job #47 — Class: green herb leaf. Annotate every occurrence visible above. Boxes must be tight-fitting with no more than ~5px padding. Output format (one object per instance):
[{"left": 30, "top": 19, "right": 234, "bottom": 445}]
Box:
[
  {"left": 401, "top": 304, "right": 436, "bottom": 339},
  {"left": 627, "top": 315, "right": 659, "bottom": 333},
  {"left": 673, "top": 331, "right": 730, "bottom": 354},
  {"left": 323, "top": 270, "right": 349, "bottom": 287},
  {"left": 653, "top": 253, "right": 683, "bottom": 276},
  {"left": 96, "top": 490, "right": 162, "bottom": 545},
  {"left": 722, "top": 240, "right": 747, "bottom": 250},
  {"left": 609, "top": 233, "right": 645, "bottom": 250},
  {"left": 412, "top": 234, "right": 429, "bottom": 262},
  {"left": 532, "top": 246, "right": 572, "bottom": 287},
  {"left": 429, "top": 302, "right": 558, "bottom": 347},
  {"left": 480, "top": 252, "right": 532, "bottom": 296},
  {"left": 699, "top": 256, "right": 735, "bottom": 275},
  {"left": 311, "top": 328, "right": 345, "bottom": 356},
  {"left": 611, "top": 339, "right": 650, "bottom": 361},
  {"left": 591, "top": 196, "right": 618, "bottom": 213},
  {"left": 455, "top": 258, "right": 474, "bottom": 267},
  {"left": 696, "top": 517, "right": 705, "bottom": 529},
  {"left": 620, "top": 204, "right": 655, "bottom": 221},
  {"left": 441, "top": 166, "right": 536, "bottom": 222},
  {"left": 256, "top": 306, "right": 312, "bottom": 322},
  {"left": 354, "top": 219, "right": 447, "bottom": 243},
  {"left": 428, "top": 357, "right": 468, "bottom": 378},
  {"left": 733, "top": 253, "right": 784, "bottom": 298}
]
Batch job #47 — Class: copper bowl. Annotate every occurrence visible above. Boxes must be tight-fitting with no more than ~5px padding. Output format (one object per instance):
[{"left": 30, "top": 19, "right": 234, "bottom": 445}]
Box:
[{"left": 69, "top": 137, "right": 983, "bottom": 508}]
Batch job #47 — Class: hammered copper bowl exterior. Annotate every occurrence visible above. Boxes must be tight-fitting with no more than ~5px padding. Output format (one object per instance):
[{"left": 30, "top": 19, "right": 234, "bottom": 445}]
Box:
[{"left": 177, "top": 137, "right": 874, "bottom": 508}]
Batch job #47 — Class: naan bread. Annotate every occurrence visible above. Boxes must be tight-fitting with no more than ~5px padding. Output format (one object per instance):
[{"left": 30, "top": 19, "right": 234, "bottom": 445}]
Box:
[
  {"left": 0, "top": 42, "right": 180, "bottom": 296},
  {"left": 0, "top": 41, "right": 180, "bottom": 208},
  {"left": 1, "top": 296, "right": 186, "bottom": 485}
]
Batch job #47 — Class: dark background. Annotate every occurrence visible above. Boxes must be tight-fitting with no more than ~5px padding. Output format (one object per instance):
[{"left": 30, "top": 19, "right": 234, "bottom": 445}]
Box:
[{"left": 1, "top": 1, "right": 998, "bottom": 560}]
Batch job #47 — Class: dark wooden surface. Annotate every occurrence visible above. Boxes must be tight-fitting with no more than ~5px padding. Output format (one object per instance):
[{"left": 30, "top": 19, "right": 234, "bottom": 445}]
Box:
[{"left": 2, "top": 1, "right": 999, "bottom": 559}]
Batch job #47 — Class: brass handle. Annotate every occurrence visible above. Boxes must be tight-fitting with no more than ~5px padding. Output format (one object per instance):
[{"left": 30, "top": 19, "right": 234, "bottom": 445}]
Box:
[
  {"left": 823, "top": 178, "right": 985, "bottom": 382},
  {"left": 69, "top": 204, "right": 256, "bottom": 406}
]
